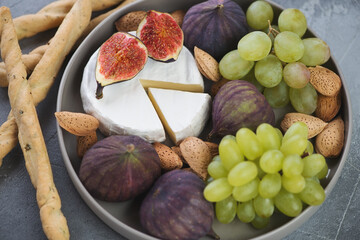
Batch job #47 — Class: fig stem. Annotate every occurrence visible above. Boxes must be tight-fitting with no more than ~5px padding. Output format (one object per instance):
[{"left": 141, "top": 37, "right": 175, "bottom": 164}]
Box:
[
  {"left": 96, "top": 83, "right": 104, "bottom": 99},
  {"left": 126, "top": 144, "right": 135, "bottom": 153},
  {"left": 207, "top": 228, "right": 220, "bottom": 240}
]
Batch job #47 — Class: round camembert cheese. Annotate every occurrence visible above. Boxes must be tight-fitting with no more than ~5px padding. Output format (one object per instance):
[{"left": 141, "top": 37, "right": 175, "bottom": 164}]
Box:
[{"left": 81, "top": 44, "right": 208, "bottom": 143}]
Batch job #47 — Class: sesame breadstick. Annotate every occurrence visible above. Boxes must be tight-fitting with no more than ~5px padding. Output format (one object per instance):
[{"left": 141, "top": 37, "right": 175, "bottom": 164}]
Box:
[
  {"left": 0, "top": 0, "right": 92, "bottom": 164},
  {"left": 11, "top": 0, "right": 124, "bottom": 41},
  {"left": 0, "top": 6, "right": 71, "bottom": 239}
]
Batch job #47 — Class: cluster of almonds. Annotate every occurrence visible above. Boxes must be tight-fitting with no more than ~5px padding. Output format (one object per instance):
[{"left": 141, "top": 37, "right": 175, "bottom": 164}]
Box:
[
  {"left": 54, "top": 111, "right": 99, "bottom": 158},
  {"left": 153, "top": 137, "right": 218, "bottom": 180},
  {"left": 281, "top": 66, "right": 344, "bottom": 158}
]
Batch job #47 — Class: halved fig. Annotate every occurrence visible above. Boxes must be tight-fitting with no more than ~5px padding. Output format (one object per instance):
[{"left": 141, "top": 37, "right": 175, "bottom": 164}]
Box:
[
  {"left": 136, "top": 10, "right": 183, "bottom": 62},
  {"left": 95, "top": 32, "right": 148, "bottom": 99}
]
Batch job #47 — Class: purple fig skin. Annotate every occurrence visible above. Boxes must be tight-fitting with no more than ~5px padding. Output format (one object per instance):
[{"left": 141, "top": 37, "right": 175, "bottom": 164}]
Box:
[
  {"left": 140, "top": 170, "right": 214, "bottom": 240},
  {"left": 182, "top": 0, "right": 249, "bottom": 61},
  {"left": 210, "top": 80, "right": 275, "bottom": 138},
  {"left": 79, "top": 135, "right": 161, "bottom": 202}
]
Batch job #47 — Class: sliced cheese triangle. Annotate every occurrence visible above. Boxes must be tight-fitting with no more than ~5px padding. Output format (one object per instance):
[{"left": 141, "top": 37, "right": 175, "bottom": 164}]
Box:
[
  {"left": 148, "top": 88, "right": 211, "bottom": 145},
  {"left": 137, "top": 46, "right": 204, "bottom": 92}
]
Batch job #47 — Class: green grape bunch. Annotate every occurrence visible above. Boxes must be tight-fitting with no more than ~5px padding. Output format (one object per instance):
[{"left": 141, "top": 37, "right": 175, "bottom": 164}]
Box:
[{"left": 203, "top": 123, "right": 327, "bottom": 228}]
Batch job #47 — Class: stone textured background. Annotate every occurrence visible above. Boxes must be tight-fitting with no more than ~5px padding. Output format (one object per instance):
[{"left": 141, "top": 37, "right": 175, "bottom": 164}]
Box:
[{"left": 0, "top": 0, "right": 359, "bottom": 239}]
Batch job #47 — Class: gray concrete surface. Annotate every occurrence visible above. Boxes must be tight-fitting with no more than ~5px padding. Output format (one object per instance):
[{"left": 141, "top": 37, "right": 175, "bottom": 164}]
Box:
[{"left": 0, "top": 0, "right": 359, "bottom": 239}]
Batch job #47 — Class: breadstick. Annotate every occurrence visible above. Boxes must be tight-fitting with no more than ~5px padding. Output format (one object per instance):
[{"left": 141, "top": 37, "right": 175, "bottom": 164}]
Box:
[
  {"left": 0, "top": 44, "right": 48, "bottom": 87},
  {"left": 0, "top": 6, "right": 69, "bottom": 240},
  {"left": 0, "top": 0, "right": 91, "bottom": 163},
  {"left": 11, "top": 0, "right": 125, "bottom": 41}
]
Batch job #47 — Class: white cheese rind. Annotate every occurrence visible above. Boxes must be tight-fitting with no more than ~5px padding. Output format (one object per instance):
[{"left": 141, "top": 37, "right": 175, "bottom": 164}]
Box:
[
  {"left": 81, "top": 50, "right": 166, "bottom": 142},
  {"left": 148, "top": 88, "right": 211, "bottom": 144}
]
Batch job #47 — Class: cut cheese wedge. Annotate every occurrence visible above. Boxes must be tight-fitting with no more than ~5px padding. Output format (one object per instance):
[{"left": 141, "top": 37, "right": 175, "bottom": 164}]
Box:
[
  {"left": 148, "top": 88, "right": 211, "bottom": 145},
  {"left": 137, "top": 47, "right": 204, "bottom": 92}
]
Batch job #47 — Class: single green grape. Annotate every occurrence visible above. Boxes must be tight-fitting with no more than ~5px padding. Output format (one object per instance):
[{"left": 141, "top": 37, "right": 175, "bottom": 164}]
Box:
[
  {"left": 255, "top": 54, "right": 283, "bottom": 88},
  {"left": 258, "top": 173, "right": 282, "bottom": 198},
  {"left": 280, "top": 135, "right": 308, "bottom": 156},
  {"left": 237, "top": 201, "right": 256, "bottom": 223},
  {"left": 300, "top": 38, "right": 330, "bottom": 66},
  {"left": 238, "top": 31, "right": 272, "bottom": 61},
  {"left": 253, "top": 195, "right": 275, "bottom": 218},
  {"left": 256, "top": 123, "right": 281, "bottom": 151},
  {"left": 289, "top": 83, "right": 318, "bottom": 114},
  {"left": 203, "top": 177, "right": 233, "bottom": 202},
  {"left": 232, "top": 177, "right": 259, "bottom": 202},
  {"left": 207, "top": 156, "right": 228, "bottom": 179},
  {"left": 299, "top": 178, "right": 325, "bottom": 205},
  {"left": 215, "top": 196, "right": 237, "bottom": 224},
  {"left": 283, "top": 62, "right": 310, "bottom": 89},
  {"left": 228, "top": 161, "right": 258, "bottom": 186},
  {"left": 283, "top": 121, "right": 308, "bottom": 143},
  {"left": 274, "top": 188, "right": 303, "bottom": 217},
  {"left": 278, "top": 8, "right": 307, "bottom": 37},
  {"left": 219, "top": 50, "right": 254, "bottom": 80},
  {"left": 251, "top": 215, "right": 270, "bottom": 229},
  {"left": 282, "top": 154, "right": 304, "bottom": 177},
  {"left": 263, "top": 80, "right": 290, "bottom": 108},
  {"left": 274, "top": 31, "right": 304, "bottom": 63},
  {"left": 219, "top": 135, "right": 244, "bottom": 171},
  {"left": 236, "top": 128, "right": 263, "bottom": 160},
  {"left": 246, "top": 0, "right": 274, "bottom": 30},
  {"left": 259, "top": 150, "right": 284, "bottom": 173},
  {"left": 302, "top": 154, "right": 326, "bottom": 177},
  {"left": 282, "top": 174, "right": 306, "bottom": 193}
]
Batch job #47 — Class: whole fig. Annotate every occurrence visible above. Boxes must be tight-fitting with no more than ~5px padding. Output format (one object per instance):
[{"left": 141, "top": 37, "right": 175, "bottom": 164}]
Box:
[
  {"left": 79, "top": 135, "right": 161, "bottom": 202},
  {"left": 140, "top": 169, "right": 214, "bottom": 240},
  {"left": 210, "top": 80, "right": 275, "bottom": 138},
  {"left": 182, "top": 0, "right": 249, "bottom": 60}
]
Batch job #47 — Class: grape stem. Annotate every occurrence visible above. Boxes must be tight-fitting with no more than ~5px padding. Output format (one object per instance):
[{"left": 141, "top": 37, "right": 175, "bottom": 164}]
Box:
[{"left": 267, "top": 20, "right": 279, "bottom": 38}]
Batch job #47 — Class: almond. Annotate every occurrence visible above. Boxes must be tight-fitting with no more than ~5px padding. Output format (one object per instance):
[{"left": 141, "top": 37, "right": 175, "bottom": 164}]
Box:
[
  {"left": 114, "top": 11, "right": 146, "bottom": 32},
  {"left": 179, "top": 137, "right": 212, "bottom": 180},
  {"left": 315, "top": 117, "right": 345, "bottom": 158},
  {"left": 55, "top": 111, "right": 99, "bottom": 136},
  {"left": 309, "top": 65, "right": 342, "bottom": 97},
  {"left": 204, "top": 141, "right": 219, "bottom": 158},
  {"left": 171, "top": 146, "right": 186, "bottom": 163},
  {"left": 280, "top": 112, "right": 328, "bottom": 139},
  {"left": 77, "top": 131, "right": 97, "bottom": 158},
  {"left": 194, "top": 46, "right": 221, "bottom": 82},
  {"left": 153, "top": 142, "right": 183, "bottom": 171},
  {"left": 315, "top": 92, "right": 341, "bottom": 122},
  {"left": 170, "top": 9, "right": 186, "bottom": 27}
]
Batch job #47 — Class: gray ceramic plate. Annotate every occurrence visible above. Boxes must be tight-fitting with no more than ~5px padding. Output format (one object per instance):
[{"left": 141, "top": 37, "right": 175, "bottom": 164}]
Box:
[{"left": 56, "top": 0, "right": 352, "bottom": 239}]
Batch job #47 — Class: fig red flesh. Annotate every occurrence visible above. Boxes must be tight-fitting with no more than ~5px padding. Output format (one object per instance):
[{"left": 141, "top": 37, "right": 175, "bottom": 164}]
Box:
[
  {"left": 137, "top": 10, "right": 184, "bottom": 61},
  {"left": 96, "top": 32, "right": 148, "bottom": 87}
]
